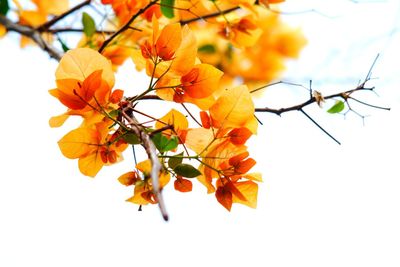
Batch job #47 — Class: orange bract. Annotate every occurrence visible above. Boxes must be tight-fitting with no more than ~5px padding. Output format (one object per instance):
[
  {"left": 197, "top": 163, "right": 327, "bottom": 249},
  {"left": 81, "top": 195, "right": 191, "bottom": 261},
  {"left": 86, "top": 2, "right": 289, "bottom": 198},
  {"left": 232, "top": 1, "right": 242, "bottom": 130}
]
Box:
[
  {"left": 174, "top": 178, "right": 193, "bottom": 192},
  {"left": 50, "top": 70, "right": 103, "bottom": 110},
  {"left": 180, "top": 64, "right": 223, "bottom": 99}
]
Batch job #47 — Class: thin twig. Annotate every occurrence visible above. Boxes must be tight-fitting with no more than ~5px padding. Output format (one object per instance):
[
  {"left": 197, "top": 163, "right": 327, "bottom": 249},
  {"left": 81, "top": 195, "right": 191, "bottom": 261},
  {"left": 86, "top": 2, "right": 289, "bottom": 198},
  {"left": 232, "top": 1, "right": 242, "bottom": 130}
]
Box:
[
  {"left": 46, "top": 28, "right": 116, "bottom": 34},
  {"left": 180, "top": 6, "right": 240, "bottom": 25},
  {"left": 37, "top": 0, "right": 92, "bottom": 31},
  {"left": 0, "top": 15, "right": 62, "bottom": 60},
  {"left": 300, "top": 109, "right": 341, "bottom": 145},
  {"left": 98, "top": 0, "right": 158, "bottom": 53}
]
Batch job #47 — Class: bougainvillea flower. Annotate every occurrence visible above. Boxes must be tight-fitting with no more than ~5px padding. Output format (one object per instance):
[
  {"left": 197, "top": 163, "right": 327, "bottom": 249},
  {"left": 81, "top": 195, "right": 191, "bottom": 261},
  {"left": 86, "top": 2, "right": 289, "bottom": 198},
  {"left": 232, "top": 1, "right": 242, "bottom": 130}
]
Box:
[
  {"left": 49, "top": 70, "right": 104, "bottom": 110},
  {"left": 49, "top": 48, "right": 123, "bottom": 127},
  {"left": 218, "top": 15, "right": 262, "bottom": 47},
  {"left": 139, "top": 21, "right": 197, "bottom": 78},
  {"left": 55, "top": 48, "right": 115, "bottom": 88},
  {"left": 100, "top": 0, "right": 150, "bottom": 24},
  {"left": 126, "top": 160, "right": 171, "bottom": 205},
  {"left": 216, "top": 178, "right": 259, "bottom": 210},
  {"left": 155, "top": 63, "right": 223, "bottom": 108},
  {"left": 58, "top": 120, "right": 128, "bottom": 177}
]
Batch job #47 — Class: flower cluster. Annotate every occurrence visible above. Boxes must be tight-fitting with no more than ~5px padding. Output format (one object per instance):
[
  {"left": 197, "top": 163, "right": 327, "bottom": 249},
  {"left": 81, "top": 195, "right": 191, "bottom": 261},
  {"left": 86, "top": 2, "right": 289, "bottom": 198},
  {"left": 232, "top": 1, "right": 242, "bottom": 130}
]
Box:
[{"left": 12, "top": 0, "right": 305, "bottom": 213}]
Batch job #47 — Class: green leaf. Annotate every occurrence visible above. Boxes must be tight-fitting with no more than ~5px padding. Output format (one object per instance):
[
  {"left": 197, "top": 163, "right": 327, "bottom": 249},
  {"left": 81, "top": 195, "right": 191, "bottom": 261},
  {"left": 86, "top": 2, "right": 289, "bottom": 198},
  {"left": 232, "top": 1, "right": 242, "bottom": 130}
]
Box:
[
  {"left": 198, "top": 44, "right": 217, "bottom": 54},
  {"left": 123, "top": 133, "right": 141, "bottom": 145},
  {"left": 82, "top": 12, "right": 96, "bottom": 38},
  {"left": 327, "top": 100, "right": 345, "bottom": 114},
  {"left": 108, "top": 109, "right": 120, "bottom": 118},
  {"left": 174, "top": 163, "right": 201, "bottom": 178},
  {"left": 0, "top": 0, "right": 9, "bottom": 16},
  {"left": 57, "top": 36, "right": 70, "bottom": 52},
  {"left": 152, "top": 133, "right": 178, "bottom": 153},
  {"left": 168, "top": 152, "right": 184, "bottom": 169},
  {"left": 160, "top": 0, "right": 175, "bottom": 18}
]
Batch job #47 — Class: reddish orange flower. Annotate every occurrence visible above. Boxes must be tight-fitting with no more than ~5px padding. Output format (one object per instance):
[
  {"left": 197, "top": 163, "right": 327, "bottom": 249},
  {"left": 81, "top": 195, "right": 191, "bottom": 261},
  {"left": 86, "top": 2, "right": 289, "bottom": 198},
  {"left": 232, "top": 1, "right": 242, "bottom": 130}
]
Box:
[{"left": 58, "top": 120, "right": 128, "bottom": 177}]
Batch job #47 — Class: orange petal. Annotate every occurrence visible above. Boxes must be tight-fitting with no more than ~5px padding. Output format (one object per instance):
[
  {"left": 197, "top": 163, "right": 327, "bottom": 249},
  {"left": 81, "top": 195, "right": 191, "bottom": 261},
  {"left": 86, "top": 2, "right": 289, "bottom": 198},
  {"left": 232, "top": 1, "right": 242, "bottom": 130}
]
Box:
[
  {"left": 110, "top": 89, "right": 124, "bottom": 104},
  {"left": 174, "top": 178, "right": 193, "bottom": 192},
  {"left": 200, "top": 111, "right": 211, "bottom": 129},
  {"left": 228, "top": 127, "right": 253, "bottom": 145},
  {"left": 156, "top": 23, "right": 182, "bottom": 61},
  {"left": 229, "top": 152, "right": 250, "bottom": 166},
  {"left": 181, "top": 64, "right": 223, "bottom": 98},
  {"left": 118, "top": 171, "right": 138, "bottom": 186},
  {"left": 216, "top": 186, "right": 233, "bottom": 211},
  {"left": 235, "top": 158, "right": 256, "bottom": 174}
]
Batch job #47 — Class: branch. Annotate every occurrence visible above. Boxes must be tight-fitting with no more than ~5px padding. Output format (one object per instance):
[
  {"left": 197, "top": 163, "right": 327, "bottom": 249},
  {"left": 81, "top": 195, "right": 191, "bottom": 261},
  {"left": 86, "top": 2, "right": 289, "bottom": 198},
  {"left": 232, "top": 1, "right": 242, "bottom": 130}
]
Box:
[
  {"left": 46, "top": 28, "right": 116, "bottom": 35},
  {"left": 0, "top": 15, "right": 62, "bottom": 60},
  {"left": 121, "top": 103, "right": 169, "bottom": 221},
  {"left": 254, "top": 84, "right": 389, "bottom": 115},
  {"left": 36, "top": 0, "right": 92, "bottom": 32},
  {"left": 180, "top": 6, "right": 240, "bottom": 25},
  {"left": 255, "top": 63, "right": 389, "bottom": 144},
  {"left": 98, "top": 0, "right": 158, "bottom": 53}
]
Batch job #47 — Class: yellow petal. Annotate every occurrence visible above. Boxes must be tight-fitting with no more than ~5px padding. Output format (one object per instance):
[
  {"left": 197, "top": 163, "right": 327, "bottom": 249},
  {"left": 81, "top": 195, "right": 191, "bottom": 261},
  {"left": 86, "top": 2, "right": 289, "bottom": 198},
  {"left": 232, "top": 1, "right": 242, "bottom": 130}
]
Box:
[
  {"left": 131, "top": 49, "right": 146, "bottom": 71},
  {"left": 209, "top": 85, "right": 255, "bottom": 129},
  {"left": 155, "top": 109, "right": 188, "bottom": 133},
  {"left": 32, "top": 0, "right": 69, "bottom": 15},
  {"left": 78, "top": 152, "right": 104, "bottom": 177},
  {"left": 156, "top": 23, "right": 182, "bottom": 60},
  {"left": 49, "top": 113, "right": 69, "bottom": 128},
  {"left": 243, "top": 172, "right": 263, "bottom": 182},
  {"left": 58, "top": 128, "right": 97, "bottom": 159},
  {"left": 184, "top": 128, "right": 214, "bottom": 155},
  {"left": 169, "top": 25, "right": 197, "bottom": 76},
  {"left": 232, "top": 180, "right": 258, "bottom": 208},
  {"left": 0, "top": 25, "right": 6, "bottom": 38},
  {"left": 55, "top": 48, "right": 115, "bottom": 88},
  {"left": 19, "top": 10, "right": 47, "bottom": 27}
]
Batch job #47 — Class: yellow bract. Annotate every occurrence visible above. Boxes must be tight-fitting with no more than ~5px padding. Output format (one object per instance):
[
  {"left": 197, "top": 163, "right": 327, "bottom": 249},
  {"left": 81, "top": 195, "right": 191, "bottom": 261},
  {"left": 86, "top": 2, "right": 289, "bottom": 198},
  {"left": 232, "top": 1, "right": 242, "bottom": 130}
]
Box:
[
  {"left": 31, "top": 0, "right": 69, "bottom": 15},
  {"left": 55, "top": 48, "right": 115, "bottom": 88},
  {"left": 58, "top": 128, "right": 97, "bottom": 159},
  {"left": 155, "top": 109, "right": 188, "bottom": 136},
  {"left": 231, "top": 180, "right": 258, "bottom": 208},
  {"left": 209, "top": 85, "right": 256, "bottom": 132},
  {"left": 0, "top": 25, "right": 6, "bottom": 38}
]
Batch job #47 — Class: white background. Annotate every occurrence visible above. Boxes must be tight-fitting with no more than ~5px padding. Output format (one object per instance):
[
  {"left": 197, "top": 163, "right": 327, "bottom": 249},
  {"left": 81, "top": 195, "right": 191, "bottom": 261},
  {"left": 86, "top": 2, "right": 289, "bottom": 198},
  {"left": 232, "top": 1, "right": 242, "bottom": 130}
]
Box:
[{"left": 1, "top": 1, "right": 400, "bottom": 266}]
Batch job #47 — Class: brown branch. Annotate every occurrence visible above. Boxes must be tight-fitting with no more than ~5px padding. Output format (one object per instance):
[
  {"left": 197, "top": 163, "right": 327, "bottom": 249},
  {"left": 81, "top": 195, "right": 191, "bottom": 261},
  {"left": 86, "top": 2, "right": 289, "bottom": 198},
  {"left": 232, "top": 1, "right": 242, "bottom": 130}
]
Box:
[
  {"left": 121, "top": 103, "right": 169, "bottom": 221},
  {"left": 180, "top": 6, "right": 240, "bottom": 25},
  {"left": 0, "top": 15, "right": 62, "bottom": 60},
  {"left": 46, "top": 28, "right": 116, "bottom": 35},
  {"left": 254, "top": 84, "right": 389, "bottom": 115},
  {"left": 36, "top": 0, "right": 92, "bottom": 32},
  {"left": 98, "top": 0, "right": 158, "bottom": 53}
]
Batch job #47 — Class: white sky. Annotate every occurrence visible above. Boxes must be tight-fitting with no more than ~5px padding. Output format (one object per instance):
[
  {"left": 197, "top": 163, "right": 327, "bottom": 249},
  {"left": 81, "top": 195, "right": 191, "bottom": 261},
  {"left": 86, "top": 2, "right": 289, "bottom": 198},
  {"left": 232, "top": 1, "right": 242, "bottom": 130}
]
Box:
[{"left": 1, "top": 1, "right": 400, "bottom": 266}]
